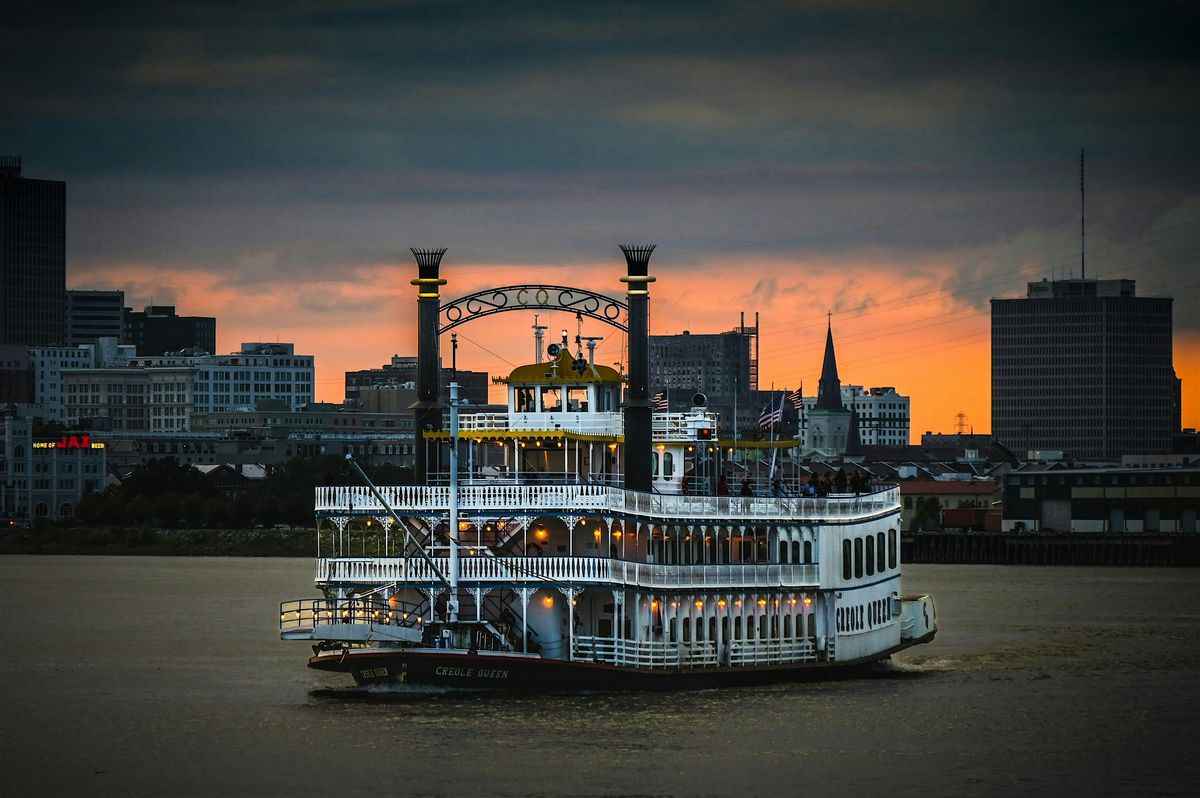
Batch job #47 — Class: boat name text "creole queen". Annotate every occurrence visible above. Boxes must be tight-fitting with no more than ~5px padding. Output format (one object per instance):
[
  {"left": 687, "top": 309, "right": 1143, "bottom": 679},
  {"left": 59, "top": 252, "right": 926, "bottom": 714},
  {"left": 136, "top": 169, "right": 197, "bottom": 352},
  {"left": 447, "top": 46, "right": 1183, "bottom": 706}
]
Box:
[{"left": 434, "top": 666, "right": 510, "bottom": 679}]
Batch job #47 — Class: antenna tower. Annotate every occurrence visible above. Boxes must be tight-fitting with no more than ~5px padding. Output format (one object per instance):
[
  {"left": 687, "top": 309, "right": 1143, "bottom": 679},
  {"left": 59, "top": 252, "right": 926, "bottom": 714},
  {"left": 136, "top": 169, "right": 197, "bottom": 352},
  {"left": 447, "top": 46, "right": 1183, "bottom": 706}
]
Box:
[
  {"left": 955, "top": 411, "right": 969, "bottom": 435},
  {"left": 532, "top": 314, "right": 547, "bottom": 363},
  {"left": 1080, "top": 147, "right": 1086, "bottom": 280}
]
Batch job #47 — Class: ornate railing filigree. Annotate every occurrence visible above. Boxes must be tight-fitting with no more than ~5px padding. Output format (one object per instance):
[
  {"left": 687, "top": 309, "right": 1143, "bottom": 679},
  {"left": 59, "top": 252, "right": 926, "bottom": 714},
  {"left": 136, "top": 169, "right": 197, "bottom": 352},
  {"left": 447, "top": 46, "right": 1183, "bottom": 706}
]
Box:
[{"left": 438, "top": 285, "right": 628, "bottom": 333}]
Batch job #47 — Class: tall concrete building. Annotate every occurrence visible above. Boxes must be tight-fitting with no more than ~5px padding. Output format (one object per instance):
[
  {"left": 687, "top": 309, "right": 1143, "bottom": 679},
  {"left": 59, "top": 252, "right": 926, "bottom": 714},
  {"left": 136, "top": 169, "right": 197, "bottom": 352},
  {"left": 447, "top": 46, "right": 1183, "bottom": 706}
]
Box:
[
  {"left": 345, "top": 355, "right": 489, "bottom": 406},
  {"left": 1, "top": 157, "right": 66, "bottom": 346},
  {"left": 122, "top": 304, "right": 216, "bottom": 355},
  {"left": 65, "top": 290, "right": 125, "bottom": 345},
  {"left": 991, "top": 278, "right": 1176, "bottom": 461},
  {"left": 649, "top": 319, "right": 758, "bottom": 433}
]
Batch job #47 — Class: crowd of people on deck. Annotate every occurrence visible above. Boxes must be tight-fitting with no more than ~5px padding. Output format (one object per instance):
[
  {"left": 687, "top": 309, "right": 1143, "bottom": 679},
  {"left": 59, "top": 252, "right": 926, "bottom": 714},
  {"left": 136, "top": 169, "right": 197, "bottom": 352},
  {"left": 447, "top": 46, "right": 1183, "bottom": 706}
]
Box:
[{"left": 718, "top": 469, "right": 872, "bottom": 498}]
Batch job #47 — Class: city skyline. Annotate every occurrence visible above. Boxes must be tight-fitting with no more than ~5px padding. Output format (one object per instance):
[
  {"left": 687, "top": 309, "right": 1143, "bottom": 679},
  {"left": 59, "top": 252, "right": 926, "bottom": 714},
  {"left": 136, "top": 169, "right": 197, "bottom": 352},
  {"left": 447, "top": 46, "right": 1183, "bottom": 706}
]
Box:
[{"left": 5, "top": 1, "right": 1197, "bottom": 437}]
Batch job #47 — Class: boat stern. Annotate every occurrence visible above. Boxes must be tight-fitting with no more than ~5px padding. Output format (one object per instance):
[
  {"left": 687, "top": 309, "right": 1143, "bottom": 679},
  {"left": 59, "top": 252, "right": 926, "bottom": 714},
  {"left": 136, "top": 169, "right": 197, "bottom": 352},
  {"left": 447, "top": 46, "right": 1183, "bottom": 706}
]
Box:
[{"left": 899, "top": 594, "right": 937, "bottom": 644}]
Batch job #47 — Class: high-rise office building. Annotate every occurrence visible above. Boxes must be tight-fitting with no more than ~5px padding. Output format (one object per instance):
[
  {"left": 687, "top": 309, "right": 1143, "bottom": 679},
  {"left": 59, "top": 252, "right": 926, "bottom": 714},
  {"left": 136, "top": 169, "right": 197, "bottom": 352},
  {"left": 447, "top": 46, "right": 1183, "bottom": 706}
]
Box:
[
  {"left": 122, "top": 304, "right": 216, "bottom": 355},
  {"left": 345, "top": 355, "right": 490, "bottom": 406},
  {"left": 649, "top": 320, "right": 758, "bottom": 433},
  {"left": 65, "top": 290, "right": 125, "bottom": 345},
  {"left": 991, "top": 278, "right": 1176, "bottom": 461},
  {"left": 1, "top": 157, "right": 66, "bottom": 346}
]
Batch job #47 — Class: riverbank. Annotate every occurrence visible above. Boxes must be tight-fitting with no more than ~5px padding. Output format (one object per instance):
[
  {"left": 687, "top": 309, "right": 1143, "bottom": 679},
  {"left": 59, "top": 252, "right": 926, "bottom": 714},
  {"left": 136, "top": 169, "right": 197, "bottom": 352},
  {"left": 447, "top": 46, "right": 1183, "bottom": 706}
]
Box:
[
  {"left": 903, "top": 531, "right": 1200, "bottom": 566},
  {"left": 0, "top": 525, "right": 315, "bottom": 556}
]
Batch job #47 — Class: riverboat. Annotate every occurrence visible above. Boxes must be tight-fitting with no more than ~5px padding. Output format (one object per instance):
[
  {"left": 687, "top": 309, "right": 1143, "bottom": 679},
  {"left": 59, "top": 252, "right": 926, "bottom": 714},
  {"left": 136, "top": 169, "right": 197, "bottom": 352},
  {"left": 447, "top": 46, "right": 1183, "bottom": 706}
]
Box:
[{"left": 279, "top": 246, "right": 936, "bottom": 691}]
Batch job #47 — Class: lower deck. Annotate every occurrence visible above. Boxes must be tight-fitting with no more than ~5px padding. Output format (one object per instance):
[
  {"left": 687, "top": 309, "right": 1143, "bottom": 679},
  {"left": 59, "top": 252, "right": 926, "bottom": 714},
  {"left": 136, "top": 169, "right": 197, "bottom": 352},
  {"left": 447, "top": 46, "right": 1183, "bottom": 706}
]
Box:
[
  {"left": 307, "top": 627, "right": 937, "bottom": 692},
  {"left": 282, "top": 583, "right": 937, "bottom": 675}
]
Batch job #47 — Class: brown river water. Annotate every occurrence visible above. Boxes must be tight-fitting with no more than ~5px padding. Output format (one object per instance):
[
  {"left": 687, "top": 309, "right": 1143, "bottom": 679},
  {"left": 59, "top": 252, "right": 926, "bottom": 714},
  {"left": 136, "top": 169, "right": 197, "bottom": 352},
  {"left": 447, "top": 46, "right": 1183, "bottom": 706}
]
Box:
[{"left": 1, "top": 556, "right": 1198, "bottom": 797}]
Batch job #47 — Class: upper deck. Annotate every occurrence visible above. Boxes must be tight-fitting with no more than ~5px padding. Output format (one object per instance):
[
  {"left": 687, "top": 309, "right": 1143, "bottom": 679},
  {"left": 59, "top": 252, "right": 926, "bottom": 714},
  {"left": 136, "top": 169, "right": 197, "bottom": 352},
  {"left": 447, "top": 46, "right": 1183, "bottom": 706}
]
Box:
[
  {"left": 315, "top": 483, "right": 899, "bottom": 523},
  {"left": 452, "top": 410, "right": 720, "bottom": 442}
]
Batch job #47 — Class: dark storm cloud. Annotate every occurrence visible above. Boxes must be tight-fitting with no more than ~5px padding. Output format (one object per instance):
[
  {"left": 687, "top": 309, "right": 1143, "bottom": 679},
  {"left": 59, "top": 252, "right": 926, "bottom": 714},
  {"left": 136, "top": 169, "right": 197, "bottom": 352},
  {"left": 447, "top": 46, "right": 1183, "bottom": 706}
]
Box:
[{"left": 3, "top": 0, "right": 1197, "bottom": 324}]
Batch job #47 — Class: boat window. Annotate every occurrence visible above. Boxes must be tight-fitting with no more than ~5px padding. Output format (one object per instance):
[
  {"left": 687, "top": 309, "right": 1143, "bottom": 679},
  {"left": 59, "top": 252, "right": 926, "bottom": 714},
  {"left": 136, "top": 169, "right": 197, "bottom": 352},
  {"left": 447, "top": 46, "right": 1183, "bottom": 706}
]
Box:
[
  {"left": 877, "top": 532, "right": 887, "bottom": 572},
  {"left": 888, "top": 529, "right": 897, "bottom": 569},
  {"left": 779, "top": 541, "right": 788, "bottom": 563},
  {"left": 804, "top": 540, "right": 814, "bottom": 564},
  {"left": 668, "top": 618, "right": 677, "bottom": 643},
  {"left": 865, "top": 536, "right": 875, "bottom": 576},
  {"left": 567, "top": 386, "right": 588, "bottom": 412},
  {"left": 515, "top": 387, "right": 534, "bottom": 412},
  {"left": 854, "top": 537, "right": 864, "bottom": 578},
  {"left": 662, "top": 451, "right": 674, "bottom": 478},
  {"left": 791, "top": 541, "right": 801, "bottom": 563},
  {"left": 651, "top": 452, "right": 659, "bottom": 478},
  {"left": 540, "top": 386, "right": 562, "bottom": 412},
  {"left": 842, "top": 540, "right": 852, "bottom": 579}
]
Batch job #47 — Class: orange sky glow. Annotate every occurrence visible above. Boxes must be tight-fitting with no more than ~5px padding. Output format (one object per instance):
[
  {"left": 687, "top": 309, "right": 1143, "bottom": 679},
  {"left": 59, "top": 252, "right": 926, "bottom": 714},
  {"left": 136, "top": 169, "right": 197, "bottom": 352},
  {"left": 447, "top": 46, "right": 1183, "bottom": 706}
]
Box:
[{"left": 76, "top": 256, "right": 1199, "bottom": 442}]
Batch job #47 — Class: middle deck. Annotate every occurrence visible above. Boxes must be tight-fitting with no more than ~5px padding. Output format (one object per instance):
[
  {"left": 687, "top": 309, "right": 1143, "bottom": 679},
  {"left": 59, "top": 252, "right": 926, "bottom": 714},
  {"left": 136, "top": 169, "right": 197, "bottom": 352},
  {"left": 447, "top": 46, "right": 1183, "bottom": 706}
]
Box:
[{"left": 315, "top": 484, "right": 899, "bottom": 524}]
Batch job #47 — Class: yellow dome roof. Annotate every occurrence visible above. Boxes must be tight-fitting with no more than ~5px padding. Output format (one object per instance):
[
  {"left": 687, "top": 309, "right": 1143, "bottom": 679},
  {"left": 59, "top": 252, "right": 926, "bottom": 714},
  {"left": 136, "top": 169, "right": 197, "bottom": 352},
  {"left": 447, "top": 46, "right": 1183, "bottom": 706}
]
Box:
[{"left": 503, "top": 348, "right": 624, "bottom": 385}]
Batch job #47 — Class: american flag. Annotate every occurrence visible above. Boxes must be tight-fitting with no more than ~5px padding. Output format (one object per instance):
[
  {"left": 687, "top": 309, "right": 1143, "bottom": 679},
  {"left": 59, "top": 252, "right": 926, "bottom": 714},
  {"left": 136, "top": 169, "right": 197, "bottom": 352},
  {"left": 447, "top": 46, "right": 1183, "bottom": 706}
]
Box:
[
  {"left": 651, "top": 391, "right": 668, "bottom": 411},
  {"left": 787, "top": 386, "right": 804, "bottom": 412},
  {"left": 758, "top": 396, "right": 784, "bottom": 429}
]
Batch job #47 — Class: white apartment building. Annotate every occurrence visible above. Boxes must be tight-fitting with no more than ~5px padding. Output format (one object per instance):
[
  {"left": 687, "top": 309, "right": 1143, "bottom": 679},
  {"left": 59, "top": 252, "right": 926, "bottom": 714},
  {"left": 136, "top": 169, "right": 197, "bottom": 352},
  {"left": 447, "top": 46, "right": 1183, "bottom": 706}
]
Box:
[
  {"left": 29, "top": 338, "right": 133, "bottom": 422},
  {"left": 63, "top": 365, "right": 196, "bottom": 431},
  {"left": 798, "top": 385, "right": 910, "bottom": 446},
  {"left": 29, "top": 344, "right": 101, "bottom": 422},
  {"left": 192, "top": 342, "right": 314, "bottom": 412},
  {"left": 57, "top": 342, "right": 314, "bottom": 430}
]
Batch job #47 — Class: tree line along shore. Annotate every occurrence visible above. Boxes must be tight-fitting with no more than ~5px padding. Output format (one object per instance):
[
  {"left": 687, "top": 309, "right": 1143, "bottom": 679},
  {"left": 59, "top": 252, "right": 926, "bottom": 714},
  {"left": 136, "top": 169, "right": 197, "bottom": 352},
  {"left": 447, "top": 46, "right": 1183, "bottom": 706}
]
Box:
[{"left": 1, "top": 454, "right": 409, "bottom": 556}]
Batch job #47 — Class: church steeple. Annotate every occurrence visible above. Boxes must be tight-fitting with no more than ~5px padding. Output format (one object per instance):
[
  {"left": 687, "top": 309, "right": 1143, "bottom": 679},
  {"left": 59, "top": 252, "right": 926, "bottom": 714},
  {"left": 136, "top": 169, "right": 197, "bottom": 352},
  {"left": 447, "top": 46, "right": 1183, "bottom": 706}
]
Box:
[{"left": 816, "top": 316, "right": 844, "bottom": 410}]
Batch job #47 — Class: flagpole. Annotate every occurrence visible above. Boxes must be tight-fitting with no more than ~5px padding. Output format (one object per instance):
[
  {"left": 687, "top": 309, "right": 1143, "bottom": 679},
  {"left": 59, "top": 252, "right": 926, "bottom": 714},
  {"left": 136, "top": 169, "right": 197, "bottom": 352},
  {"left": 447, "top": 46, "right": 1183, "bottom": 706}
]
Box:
[
  {"left": 732, "top": 376, "right": 738, "bottom": 465},
  {"left": 768, "top": 383, "right": 777, "bottom": 482}
]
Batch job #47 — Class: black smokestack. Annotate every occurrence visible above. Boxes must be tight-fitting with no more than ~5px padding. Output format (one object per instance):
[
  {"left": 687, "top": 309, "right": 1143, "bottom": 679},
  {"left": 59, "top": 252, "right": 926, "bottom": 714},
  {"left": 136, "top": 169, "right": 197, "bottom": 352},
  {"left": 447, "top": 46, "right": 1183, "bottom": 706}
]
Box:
[
  {"left": 619, "top": 244, "right": 655, "bottom": 493},
  {"left": 410, "top": 247, "right": 447, "bottom": 485}
]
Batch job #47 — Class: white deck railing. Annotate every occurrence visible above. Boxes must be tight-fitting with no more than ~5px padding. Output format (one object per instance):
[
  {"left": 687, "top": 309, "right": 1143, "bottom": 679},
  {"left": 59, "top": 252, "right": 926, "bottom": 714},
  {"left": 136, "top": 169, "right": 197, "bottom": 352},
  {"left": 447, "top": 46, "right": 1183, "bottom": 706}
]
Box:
[
  {"left": 315, "top": 484, "right": 898, "bottom": 523},
  {"left": 317, "top": 555, "right": 820, "bottom": 589},
  {"left": 455, "top": 410, "right": 718, "bottom": 440},
  {"left": 458, "top": 411, "right": 623, "bottom": 435}
]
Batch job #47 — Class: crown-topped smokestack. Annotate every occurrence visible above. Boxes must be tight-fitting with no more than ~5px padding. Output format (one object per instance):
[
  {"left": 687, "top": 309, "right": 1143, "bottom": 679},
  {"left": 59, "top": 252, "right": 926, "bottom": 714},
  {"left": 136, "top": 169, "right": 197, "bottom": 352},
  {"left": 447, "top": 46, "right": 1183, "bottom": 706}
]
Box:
[
  {"left": 619, "top": 244, "right": 656, "bottom": 492},
  {"left": 411, "top": 247, "right": 448, "bottom": 484}
]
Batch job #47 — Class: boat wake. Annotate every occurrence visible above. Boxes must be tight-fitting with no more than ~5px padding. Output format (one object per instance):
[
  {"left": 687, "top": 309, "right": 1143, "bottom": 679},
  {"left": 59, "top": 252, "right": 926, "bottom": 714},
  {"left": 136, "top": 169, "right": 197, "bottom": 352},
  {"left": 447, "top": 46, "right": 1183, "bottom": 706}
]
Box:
[{"left": 309, "top": 683, "right": 500, "bottom": 702}]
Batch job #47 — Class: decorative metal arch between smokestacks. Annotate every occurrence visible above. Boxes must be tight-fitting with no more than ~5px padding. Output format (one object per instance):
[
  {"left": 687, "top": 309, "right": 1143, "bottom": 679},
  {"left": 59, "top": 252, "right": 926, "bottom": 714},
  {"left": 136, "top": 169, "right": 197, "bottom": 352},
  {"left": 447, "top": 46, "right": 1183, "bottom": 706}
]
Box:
[{"left": 438, "top": 285, "right": 628, "bottom": 334}]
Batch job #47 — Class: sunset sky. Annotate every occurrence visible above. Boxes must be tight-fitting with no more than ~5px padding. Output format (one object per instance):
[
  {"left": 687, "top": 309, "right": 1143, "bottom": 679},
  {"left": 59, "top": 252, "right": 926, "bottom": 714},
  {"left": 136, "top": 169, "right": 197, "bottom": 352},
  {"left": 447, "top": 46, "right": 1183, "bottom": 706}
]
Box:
[{"left": 4, "top": 0, "right": 1197, "bottom": 437}]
